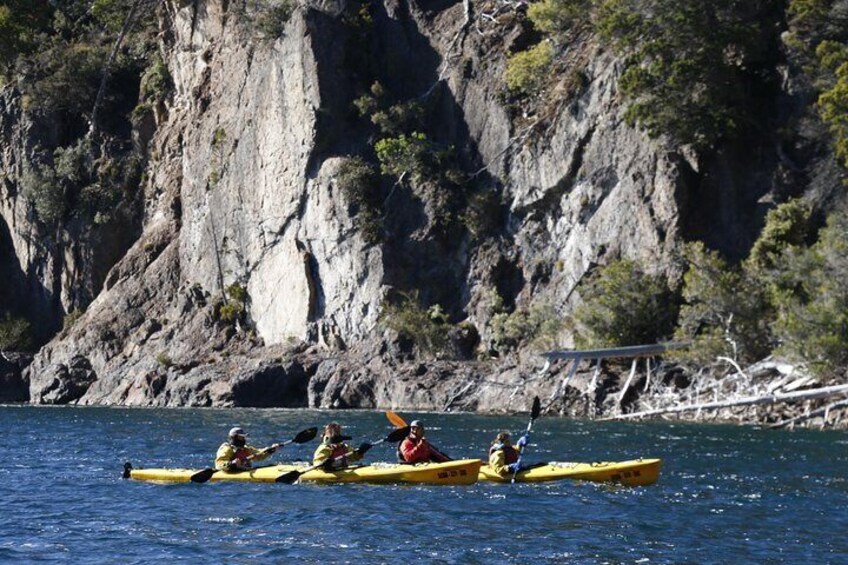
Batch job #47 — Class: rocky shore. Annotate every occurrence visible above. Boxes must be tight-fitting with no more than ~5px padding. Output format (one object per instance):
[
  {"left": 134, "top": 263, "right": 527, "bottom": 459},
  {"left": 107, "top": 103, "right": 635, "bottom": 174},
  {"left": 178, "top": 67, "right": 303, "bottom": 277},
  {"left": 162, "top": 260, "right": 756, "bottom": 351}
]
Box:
[{"left": 4, "top": 341, "right": 845, "bottom": 430}]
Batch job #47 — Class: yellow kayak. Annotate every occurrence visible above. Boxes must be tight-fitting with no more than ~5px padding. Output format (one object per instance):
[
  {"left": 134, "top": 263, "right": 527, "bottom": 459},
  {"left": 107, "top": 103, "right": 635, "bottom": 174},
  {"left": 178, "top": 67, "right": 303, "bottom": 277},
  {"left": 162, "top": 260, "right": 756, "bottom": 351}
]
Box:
[
  {"left": 126, "top": 459, "right": 482, "bottom": 486},
  {"left": 478, "top": 458, "right": 662, "bottom": 486}
]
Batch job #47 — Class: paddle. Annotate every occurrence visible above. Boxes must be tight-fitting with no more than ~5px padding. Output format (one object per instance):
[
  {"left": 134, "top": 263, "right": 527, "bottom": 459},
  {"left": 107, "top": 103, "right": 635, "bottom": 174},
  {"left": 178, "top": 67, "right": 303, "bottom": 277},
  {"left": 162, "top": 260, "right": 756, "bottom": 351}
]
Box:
[
  {"left": 275, "top": 426, "right": 410, "bottom": 484},
  {"left": 511, "top": 396, "right": 542, "bottom": 484},
  {"left": 385, "top": 410, "right": 452, "bottom": 462},
  {"left": 190, "top": 426, "right": 318, "bottom": 483},
  {"left": 386, "top": 410, "right": 407, "bottom": 429}
]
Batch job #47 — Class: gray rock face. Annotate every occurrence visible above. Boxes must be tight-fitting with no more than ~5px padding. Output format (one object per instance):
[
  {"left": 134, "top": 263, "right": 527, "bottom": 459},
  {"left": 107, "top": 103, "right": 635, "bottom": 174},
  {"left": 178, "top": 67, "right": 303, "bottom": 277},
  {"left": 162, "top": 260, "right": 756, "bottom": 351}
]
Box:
[
  {"left": 32, "top": 355, "right": 97, "bottom": 404},
  {"left": 2, "top": 0, "right": 842, "bottom": 424}
]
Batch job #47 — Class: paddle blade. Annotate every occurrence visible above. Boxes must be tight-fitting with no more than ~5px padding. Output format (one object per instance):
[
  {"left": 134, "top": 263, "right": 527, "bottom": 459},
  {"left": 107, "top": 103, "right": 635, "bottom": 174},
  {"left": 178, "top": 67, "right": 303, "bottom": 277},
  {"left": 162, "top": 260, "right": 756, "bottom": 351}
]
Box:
[
  {"left": 292, "top": 427, "right": 318, "bottom": 444},
  {"left": 531, "top": 396, "right": 542, "bottom": 420},
  {"left": 386, "top": 425, "right": 410, "bottom": 443},
  {"left": 275, "top": 470, "right": 302, "bottom": 484},
  {"left": 190, "top": 468, "right": 216, "bottom": 483},
  {"left": 386, "top": 410, "right": 408, "bottom": 428}
]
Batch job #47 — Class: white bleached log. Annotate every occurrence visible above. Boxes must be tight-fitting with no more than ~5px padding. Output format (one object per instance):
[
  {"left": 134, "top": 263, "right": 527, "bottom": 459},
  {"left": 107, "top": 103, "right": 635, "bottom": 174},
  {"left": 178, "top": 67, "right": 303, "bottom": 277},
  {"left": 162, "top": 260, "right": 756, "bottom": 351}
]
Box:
[
  {"left": 768, "top": 397, "right": 848, "bottom": 429},
  {"left": 602, "top": 384, "right": 848, "bottom": 421}
]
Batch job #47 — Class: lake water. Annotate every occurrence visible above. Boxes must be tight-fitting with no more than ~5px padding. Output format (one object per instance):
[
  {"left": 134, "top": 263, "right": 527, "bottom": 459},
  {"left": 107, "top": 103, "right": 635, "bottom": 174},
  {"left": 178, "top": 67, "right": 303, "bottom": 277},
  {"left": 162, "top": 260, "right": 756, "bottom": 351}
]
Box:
[{"left": 1, "top": 405, "right": 845, "bottom": 563}]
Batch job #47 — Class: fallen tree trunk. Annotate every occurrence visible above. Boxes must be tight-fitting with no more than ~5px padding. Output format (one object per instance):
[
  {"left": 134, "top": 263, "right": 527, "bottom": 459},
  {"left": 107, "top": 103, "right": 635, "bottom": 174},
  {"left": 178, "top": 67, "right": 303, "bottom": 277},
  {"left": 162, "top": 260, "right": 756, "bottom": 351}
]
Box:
[
  {"left": 768, "top": 397, "right": 848, "bottom": 429},
  {"left": 601, "top": 383, "right": 848, "bottom": 421}
]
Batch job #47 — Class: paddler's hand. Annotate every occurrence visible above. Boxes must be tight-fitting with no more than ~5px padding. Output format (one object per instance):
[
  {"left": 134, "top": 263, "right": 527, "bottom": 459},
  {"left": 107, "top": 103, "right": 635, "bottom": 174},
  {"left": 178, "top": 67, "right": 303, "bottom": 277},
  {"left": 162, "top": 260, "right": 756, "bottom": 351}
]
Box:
[
  {"left": 507, "top": 462, "right": 522, "bottom": 473},
  {"left": 355, "top": 442, "right": 372, "bottom": 456},
  {"left": 516, "top": 435, "right": 528, "bottom": 449},
  {"left": 264, "top": 443, "right": 281, "bottom": 455}
]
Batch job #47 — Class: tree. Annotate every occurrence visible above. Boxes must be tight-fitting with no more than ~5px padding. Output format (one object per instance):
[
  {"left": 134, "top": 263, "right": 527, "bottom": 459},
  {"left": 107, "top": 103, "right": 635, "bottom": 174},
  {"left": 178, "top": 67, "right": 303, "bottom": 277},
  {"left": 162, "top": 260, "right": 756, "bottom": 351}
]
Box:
[
  {"left": 595, "top": 0, "right": 781, "bottom": 151},
  {"left": 675, "top": 243, "right": 772, "bottom": 365},
  {"left": 769, "top": 209, "right": 848, "bottom": 376},
  {"left": 0, "top": 1, "right": 53, "bottom": 72},
  {"left": 574, "top": 259, "right": 678, "bottom": 348},
  {"left": 504, "top": 41, "right": 554, "bottom": 96},
  {"left": 746, "top": 198, "right": 814, "bottom": 274}
]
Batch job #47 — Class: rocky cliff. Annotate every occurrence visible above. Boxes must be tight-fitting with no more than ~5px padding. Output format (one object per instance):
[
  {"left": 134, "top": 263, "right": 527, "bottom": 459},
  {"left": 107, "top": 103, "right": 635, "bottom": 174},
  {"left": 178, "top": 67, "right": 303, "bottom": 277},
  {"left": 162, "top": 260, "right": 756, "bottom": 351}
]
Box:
[{"left": 0, "top": 0, "right": 843, "bottom": 426}]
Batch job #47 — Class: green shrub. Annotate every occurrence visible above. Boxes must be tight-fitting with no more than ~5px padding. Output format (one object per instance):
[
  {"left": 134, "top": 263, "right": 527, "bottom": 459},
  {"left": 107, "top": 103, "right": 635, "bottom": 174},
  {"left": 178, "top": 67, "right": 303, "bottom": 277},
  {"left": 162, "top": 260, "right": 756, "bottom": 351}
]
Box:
[
  {"left": 155, "top": 352, "right": 173, "bottom": 368},
  {"left": 375, "top": 132, "right": 433, "bottom": 182},
  {"left": 595, "top": 0, "right": 779, "bottom": 150},
  {"left": 746, "top": 199, "right": 814, "bottom": 274},
  {"left": 217, "top": 301, "right": 244, "bottom": 324},
  {"left": 818, "top": 61, "right": 848, "bottom": 170},
  {"left": 491, "top": 301, "right": 563, "bottom": 353},
  {"left": 226, "top": 282, "right": 248, "bottom": 303},
  {"left": 379, "top": 292, "right": 449, "bottom": 356},
  {"left": 504, "top": 41, "right": 554, "bottom": 96},
  {"left": 256, "top": 0, "right": 296, "bottom": 39},
  {"left": 54, "top": 139, "right": 93, "bottom": 185},
  {"left": 371, "top": 101, "right": 425, "bottom": 136},
  {"left": 574, "top": 259, "right": 678, "bottom": 349},
  {"left": 674, "top": 243, "right": 772, "bottom": 365},
  {"left": 460, "top": 188, "right": 501, "bottom": 240},
  {"left": 353, "top": 82, "right": 423, "bottom": 136},
  {"left": 336, "top": 156, "right": 383, "bottom": 244},
  {"left": 214, "top": 282, "right": 248, "bottom": 325},
  {"left": 139, "top": 56, "right": 171, "bottom": 102},
  {"left": 21, "top": 166, "right": 65, "bottom": 224},
  {"left": 353, "top": 81, "right": 385, "bottom": 117},
  {"left": 0, "top": 313, "right": 33, "bottom": 351},
  {"left": 91, "top": 0, "right": 129, "bottom": 32},
  {"left": 337, "top": 156, "right": 377, "bottom": 206},
  {"left": 26, "top": 41, "right": 109, "bottom": 115},
  {"left": 0, "top": 1, "right": 52, "bottom": 71},
  {"left": 212, "top": 127, "right": 227, "bottom": 148},
  {"left": 527, "top": 0, "right": 591, "bottom": 34}
]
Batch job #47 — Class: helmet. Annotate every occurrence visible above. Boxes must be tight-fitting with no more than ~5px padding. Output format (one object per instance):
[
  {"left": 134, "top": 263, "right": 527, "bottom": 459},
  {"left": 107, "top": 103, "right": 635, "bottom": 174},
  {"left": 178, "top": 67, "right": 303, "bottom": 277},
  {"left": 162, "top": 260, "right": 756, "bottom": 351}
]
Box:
[
  {"left": 409, "top": 420, "right": 423, "bottom": 429},
  {"left": 228, "top": 427, "right": 246, "bottom": 439}
]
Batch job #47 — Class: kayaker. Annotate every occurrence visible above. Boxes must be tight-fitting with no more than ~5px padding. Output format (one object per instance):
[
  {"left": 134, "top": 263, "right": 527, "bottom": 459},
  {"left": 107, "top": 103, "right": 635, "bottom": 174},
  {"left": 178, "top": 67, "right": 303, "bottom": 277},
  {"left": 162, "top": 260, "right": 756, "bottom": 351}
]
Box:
[
  {"left": 398, "top": 420, "right": 451, "bottom": 464},
  {"left": 488, "top": 431, "right": 528, "bottom": 476},
  {"left": 215, "top": 427, "right": 280, "bottom": 471},
  {"left": 313, "top": 423, "right": 372, "bottom": 471}
]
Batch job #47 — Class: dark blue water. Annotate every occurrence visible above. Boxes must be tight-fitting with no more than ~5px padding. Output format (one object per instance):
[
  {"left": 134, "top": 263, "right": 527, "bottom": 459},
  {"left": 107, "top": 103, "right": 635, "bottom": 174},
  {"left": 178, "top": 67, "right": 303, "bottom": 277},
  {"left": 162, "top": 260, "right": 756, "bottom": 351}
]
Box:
[{"left": 1, "top": 405, "right": 846, "bottom": 563}]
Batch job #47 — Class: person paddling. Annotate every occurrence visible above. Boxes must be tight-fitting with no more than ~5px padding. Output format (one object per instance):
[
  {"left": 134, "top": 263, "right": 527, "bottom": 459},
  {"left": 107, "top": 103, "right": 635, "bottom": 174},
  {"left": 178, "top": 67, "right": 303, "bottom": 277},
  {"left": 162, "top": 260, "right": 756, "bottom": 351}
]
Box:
[
  {"left": 398, "top": 420, "right": 451, "bottom": 464},
  {"left": 313, "top": 423, "right": 372, "bottom": 471},
  {"left": 488, "top": 431, "right": 528, "bottom": 476},
  {"left": 215, "top": 427, "right": 280, "bottom": 471}
]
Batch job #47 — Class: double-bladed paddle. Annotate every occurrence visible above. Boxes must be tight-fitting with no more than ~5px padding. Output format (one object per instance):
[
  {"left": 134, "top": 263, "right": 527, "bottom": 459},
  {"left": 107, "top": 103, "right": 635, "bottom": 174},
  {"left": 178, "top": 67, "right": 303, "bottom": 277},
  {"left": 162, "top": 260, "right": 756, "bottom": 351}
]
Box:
[
  {"left": 275, "top": 426, "right": 410, "bottom": 484},
  {"left": 511, "top": 396, "right": 542, "bottom": 484},
  {"left": 190, "top": 426, "right": 318, "bottom": 483}
]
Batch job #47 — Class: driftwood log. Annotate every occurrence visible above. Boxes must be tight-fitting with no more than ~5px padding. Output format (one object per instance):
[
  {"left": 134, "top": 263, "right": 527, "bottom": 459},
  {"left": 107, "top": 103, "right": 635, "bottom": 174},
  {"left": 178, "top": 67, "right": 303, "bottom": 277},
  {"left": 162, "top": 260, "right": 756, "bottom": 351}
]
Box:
[{"left": 602, "top": 384, "right": 848, "bottom": 421}]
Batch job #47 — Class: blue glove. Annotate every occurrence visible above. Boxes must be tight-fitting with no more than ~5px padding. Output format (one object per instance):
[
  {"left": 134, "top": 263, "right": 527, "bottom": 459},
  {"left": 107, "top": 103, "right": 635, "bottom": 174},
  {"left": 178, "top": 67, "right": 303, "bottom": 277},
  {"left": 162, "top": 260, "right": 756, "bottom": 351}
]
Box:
[
  {"left": 516, "top": 435, "right": 528, "bottom": 448},
  {"left": 507, "top": 462, "right": 522, "bottom": 473}
]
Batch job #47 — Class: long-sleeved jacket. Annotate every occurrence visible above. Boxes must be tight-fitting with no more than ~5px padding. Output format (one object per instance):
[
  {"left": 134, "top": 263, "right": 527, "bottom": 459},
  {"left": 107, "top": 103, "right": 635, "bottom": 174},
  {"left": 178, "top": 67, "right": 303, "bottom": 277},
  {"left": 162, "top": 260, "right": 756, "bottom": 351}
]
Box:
[
  {"left": 312, "top": 440, "right": 363, "bottom": 471},
  {"left": 488, "top": 443, "right": 521, "bottom": 476},
  {"left": 215, "top": 442, "right": 271, "bottom": 471},
  {"left": 399, "top": 437, "right": 450, "bottom": 464}
]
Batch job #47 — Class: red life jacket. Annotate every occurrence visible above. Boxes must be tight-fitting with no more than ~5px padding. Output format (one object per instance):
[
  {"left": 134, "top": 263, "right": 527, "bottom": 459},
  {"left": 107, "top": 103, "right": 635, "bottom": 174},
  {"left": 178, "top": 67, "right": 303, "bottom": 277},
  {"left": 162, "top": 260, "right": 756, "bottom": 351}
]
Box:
[
  {"left": 323, "top": 443, "right": 350, "bottom": 469},
  {"left": 489, "top": 444, "right": 519, "bottom": 464}
]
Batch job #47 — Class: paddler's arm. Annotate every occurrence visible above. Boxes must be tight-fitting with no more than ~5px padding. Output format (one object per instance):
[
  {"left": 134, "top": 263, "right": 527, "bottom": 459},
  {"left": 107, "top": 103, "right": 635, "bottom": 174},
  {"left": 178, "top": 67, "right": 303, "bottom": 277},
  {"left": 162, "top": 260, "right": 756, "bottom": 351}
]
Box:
[{"left": 247, "top": 444, "right": 279, "bottom": 463}]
